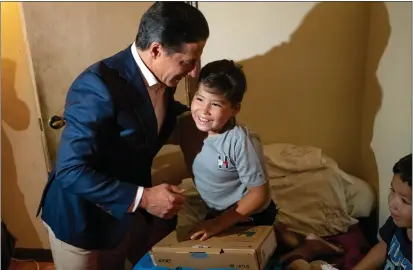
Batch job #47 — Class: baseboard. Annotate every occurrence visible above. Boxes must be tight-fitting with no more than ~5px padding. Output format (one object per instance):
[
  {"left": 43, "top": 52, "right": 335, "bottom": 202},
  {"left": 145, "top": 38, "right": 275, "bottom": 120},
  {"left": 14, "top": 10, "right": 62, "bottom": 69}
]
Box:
[{"left": 13, "top": 248, "right": 53, "bottom": 262}]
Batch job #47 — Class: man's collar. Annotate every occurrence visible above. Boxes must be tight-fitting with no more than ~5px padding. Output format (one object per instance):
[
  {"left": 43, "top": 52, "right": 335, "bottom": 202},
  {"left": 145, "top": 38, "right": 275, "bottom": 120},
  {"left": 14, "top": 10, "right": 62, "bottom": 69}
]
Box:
[{"left": 131, "top": 42, "right": 160, "bottom": 89}]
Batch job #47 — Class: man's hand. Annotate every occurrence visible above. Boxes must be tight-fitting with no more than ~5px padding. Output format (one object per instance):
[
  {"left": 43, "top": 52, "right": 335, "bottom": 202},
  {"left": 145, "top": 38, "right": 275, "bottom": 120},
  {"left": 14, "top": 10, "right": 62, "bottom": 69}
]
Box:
[
  {"left": 189, "top": 218, "right": 228, "bottom": 241},
  {"left": 139, "top": 184, "right": 186, "bottom": 219}
]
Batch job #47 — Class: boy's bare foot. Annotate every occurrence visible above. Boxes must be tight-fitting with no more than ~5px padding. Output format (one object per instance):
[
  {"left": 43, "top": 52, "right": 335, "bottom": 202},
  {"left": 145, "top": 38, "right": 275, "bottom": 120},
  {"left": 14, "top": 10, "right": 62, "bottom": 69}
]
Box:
[
  {"left": 305, "top": 233, "right": 344, "bottom": 255},
  {"left": 274, "top": 223, "right": 305, "bottom": 249},
  {"left": 280, "top": 233, "right": 344, "bottom": 268}
]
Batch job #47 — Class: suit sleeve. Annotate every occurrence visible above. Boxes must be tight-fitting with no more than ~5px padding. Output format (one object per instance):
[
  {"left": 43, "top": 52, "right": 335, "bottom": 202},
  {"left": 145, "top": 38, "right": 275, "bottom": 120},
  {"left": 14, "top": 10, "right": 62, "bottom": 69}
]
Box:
[
  {"left": 169, "top": 86, "right": 189, "bottom": 116},
  {"left": 166, "top": 101, "right": 189, "bottom": 145},
  {"left": 55, "top": 72, "right": 136, "bottom": 220},
  {"left": 173, "top": 100, "right": 189, "bottom": 116}
]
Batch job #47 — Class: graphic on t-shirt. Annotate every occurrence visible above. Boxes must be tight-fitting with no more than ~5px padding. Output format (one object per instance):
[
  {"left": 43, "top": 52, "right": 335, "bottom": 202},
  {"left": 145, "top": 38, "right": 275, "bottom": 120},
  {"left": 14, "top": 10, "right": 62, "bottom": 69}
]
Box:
[
  {"left": 384, "top": 235, "right": 412, "bottom": 270},
  {"left": 217, "top": 155, "right": 229, "bottom": 169}
]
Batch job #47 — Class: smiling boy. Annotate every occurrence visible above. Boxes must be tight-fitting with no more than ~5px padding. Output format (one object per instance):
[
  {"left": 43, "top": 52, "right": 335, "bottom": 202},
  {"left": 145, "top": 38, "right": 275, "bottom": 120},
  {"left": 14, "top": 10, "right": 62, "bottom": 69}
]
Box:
[
  {"left": 187, "top": 59, "right": 277, "bottom": 241},
  {"left": 354, "top": 154, "right": 412, "bottom": 270}
]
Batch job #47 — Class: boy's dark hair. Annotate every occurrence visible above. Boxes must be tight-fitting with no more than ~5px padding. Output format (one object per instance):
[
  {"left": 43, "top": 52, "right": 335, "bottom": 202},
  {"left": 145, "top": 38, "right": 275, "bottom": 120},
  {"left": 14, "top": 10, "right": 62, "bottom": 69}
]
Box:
[
  {"left": 393, "top": 154, "right": 412, "bottom": 187},
  {"left": 136, "top": 2, "right": 209, "bottom": 53},
  {"left": 198, "top": 59, "right": 247, "bottom": 105}
]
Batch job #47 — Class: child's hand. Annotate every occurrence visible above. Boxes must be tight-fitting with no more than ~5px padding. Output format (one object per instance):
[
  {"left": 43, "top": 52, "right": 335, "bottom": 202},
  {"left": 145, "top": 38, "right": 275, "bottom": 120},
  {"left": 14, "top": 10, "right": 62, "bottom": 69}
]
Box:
[{"left": 189, "top": 219, "right": 227, "bottom": 241}]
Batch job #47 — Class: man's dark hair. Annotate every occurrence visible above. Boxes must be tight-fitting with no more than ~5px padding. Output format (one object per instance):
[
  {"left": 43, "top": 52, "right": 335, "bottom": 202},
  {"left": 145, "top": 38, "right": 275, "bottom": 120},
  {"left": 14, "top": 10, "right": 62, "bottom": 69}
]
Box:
[
  {"left": 393, "top": 154, "right": 412, "bottom": 187},
  {"left": 198, "top": 59, "right": 247, "bottom": 106},
  {"left": 136, "top": 2, "right": 209, "bottom": 53}
]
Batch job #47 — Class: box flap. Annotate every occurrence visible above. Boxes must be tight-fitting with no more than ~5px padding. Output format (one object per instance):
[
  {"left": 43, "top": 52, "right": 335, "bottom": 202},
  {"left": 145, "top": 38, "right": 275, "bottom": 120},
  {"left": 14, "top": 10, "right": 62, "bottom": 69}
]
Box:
[
  {"left": 153, "top": 246, "right": 223, "bottom": 254},
  {"left": 152, "top": 226, "right": 273, "bottom": 252},
  {"left": 177, "top": 247, "right": 223, "bottom": 254}
]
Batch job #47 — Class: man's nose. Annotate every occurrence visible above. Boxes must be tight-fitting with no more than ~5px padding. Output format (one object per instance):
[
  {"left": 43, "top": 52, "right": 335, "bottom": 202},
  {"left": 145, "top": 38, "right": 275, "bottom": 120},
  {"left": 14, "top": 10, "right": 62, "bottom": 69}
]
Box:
[{"left": 187, "top": 61, "right": 200, "bottom": 78}]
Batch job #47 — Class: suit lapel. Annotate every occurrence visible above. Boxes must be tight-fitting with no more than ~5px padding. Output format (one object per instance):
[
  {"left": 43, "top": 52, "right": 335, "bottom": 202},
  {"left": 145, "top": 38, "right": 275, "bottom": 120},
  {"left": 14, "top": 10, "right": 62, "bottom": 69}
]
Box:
[
  {"left": 102, "top": 46, "right": 159, "bottom": 149},
  {"left": 126, "top": 74, "right": 158, "bottom": 148}
]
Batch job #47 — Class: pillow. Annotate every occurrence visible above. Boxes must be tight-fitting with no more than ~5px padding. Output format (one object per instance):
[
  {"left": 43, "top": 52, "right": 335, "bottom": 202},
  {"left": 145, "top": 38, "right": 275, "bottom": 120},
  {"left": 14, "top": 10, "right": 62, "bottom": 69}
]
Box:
[
  {"left": 337, "top": 170, "right": 376, "bottom": 218},
  {"left": 263, "top": 143, "right": 328, "bottom": 176},
  {"left": 269, "top": 167, "right": 359, "bottom": 236}
]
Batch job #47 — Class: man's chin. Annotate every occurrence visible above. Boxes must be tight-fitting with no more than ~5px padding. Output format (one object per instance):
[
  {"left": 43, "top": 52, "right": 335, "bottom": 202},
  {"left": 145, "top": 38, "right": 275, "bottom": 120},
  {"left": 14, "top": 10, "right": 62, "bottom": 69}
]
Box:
[
  {"left": 166, "top": 82, "right": 178, "bottom": 88},
  {"left": 167, "top": 78, "right": 183, "bottom": 88}
]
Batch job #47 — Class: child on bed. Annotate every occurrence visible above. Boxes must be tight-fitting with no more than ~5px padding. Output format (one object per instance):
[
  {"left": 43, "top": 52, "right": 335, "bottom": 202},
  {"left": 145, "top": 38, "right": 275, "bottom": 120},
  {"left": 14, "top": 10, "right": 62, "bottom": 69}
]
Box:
[
  {"left": 186, "top": 59, "right": 277, "bottom": 241},
  {"left": 354, "top": 153, "right": 412, "bottom": 270}
]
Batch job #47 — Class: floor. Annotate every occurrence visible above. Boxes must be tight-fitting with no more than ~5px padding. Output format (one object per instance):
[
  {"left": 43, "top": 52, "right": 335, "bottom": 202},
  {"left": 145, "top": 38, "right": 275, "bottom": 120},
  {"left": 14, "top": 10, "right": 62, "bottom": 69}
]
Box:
[
  {"left": 8, "top": 259, "right": 134, "bottom": 270},
  {"left": 9, "top": 260, "right": 55, "bottom": 270}
]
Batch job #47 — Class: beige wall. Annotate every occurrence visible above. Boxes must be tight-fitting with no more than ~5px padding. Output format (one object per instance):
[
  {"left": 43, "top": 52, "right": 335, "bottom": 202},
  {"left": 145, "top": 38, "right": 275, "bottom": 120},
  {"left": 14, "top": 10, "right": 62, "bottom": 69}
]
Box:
[
  {"left": 200, "top": 1, "right": 370, "bottom": 176},
  {"left": 1, "top": 2, "right": 49, "bottom": 248},
  {"left": 368, "top": 2, "right": 412, "bottom": 229}
]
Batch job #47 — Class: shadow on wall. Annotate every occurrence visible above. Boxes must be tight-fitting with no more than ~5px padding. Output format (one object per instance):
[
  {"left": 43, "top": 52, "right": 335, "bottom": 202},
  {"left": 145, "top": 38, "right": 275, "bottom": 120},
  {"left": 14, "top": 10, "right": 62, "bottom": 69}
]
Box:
[
  {"left": 1, "top": 58, "right": 42, "bottom": 247},
  {"left": 236, "top": 2, "right": 390, "bottom": 190},
  {"left": 360, "top": 2, "right": 391, "bottom": 198}
]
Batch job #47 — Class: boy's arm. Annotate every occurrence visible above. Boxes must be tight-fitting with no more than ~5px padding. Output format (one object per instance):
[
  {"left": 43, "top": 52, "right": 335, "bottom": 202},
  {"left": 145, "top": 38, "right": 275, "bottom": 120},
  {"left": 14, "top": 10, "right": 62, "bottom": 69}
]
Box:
[
  {"left": 217, "top": 130, "right": 271, "bottom": 227},
  {"left": 353, "top": 240, "right": 387, "bottom": 270},
  {"left": 354, "top": 216, "right": 395, "bottom": 270},
  {"left": 217, "top": 183, "right": 270, "bottom": 228}
]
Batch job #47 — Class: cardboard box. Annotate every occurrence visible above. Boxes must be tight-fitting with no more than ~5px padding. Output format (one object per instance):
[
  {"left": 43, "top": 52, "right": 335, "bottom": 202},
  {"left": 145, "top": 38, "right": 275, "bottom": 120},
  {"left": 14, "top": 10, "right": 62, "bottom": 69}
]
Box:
[{"left": 150, "top": 226, "right": 277, "bottom": 270}]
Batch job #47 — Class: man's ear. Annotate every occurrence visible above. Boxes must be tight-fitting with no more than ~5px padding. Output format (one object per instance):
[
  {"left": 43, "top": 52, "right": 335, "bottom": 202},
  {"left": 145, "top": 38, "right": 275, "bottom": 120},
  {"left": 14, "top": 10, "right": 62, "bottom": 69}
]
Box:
[{"left": 149, "top": 42, "right": 163, "bottom": 59}]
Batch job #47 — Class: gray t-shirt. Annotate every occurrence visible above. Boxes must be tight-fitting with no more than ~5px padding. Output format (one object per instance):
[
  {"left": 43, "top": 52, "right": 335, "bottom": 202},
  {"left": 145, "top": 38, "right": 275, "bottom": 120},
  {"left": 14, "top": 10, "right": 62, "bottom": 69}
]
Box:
[{"left": 192, "top": 124, "right": 269, "bottom": 212}]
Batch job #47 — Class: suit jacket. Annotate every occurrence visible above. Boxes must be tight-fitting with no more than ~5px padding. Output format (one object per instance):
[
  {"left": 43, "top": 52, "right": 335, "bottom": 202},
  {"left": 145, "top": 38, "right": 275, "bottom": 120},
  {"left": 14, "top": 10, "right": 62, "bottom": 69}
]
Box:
[{"left": 38, "top": 46, "right": 188, "bottom": 250}]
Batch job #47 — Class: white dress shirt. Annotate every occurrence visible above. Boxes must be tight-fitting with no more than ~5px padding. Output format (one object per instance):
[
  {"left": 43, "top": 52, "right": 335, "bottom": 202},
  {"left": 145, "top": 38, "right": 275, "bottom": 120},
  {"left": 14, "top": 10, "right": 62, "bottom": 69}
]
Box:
[{"left": 130, "top": 42, "right": 164, "bottom": 212}]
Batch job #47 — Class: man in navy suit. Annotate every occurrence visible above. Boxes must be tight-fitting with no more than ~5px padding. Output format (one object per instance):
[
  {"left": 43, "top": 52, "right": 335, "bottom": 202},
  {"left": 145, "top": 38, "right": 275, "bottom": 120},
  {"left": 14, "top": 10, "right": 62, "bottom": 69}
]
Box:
[{"left": 37, "top": 2, "right": 209, "bottom": 269}]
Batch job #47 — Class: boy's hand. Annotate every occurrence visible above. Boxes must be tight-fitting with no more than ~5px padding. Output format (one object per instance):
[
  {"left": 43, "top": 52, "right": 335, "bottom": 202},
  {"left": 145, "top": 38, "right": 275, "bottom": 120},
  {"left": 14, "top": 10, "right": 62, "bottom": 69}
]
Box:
[{"left": 189, "top": 219, "right": 228, "bottom": 241}]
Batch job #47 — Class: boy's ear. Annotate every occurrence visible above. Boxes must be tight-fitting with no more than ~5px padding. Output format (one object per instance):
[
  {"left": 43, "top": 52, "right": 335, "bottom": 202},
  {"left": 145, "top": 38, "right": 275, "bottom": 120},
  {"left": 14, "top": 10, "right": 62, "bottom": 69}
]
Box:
[{"left": 233, "top": 103, "right": 241, "bottom": 116}]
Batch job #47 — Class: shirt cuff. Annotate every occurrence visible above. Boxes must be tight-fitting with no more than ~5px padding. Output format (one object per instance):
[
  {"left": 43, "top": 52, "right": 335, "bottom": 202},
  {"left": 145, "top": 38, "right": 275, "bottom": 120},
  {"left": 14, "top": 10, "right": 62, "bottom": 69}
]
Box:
[{"left": 132, "top": 186, "right": 144, "bottom": 212}]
